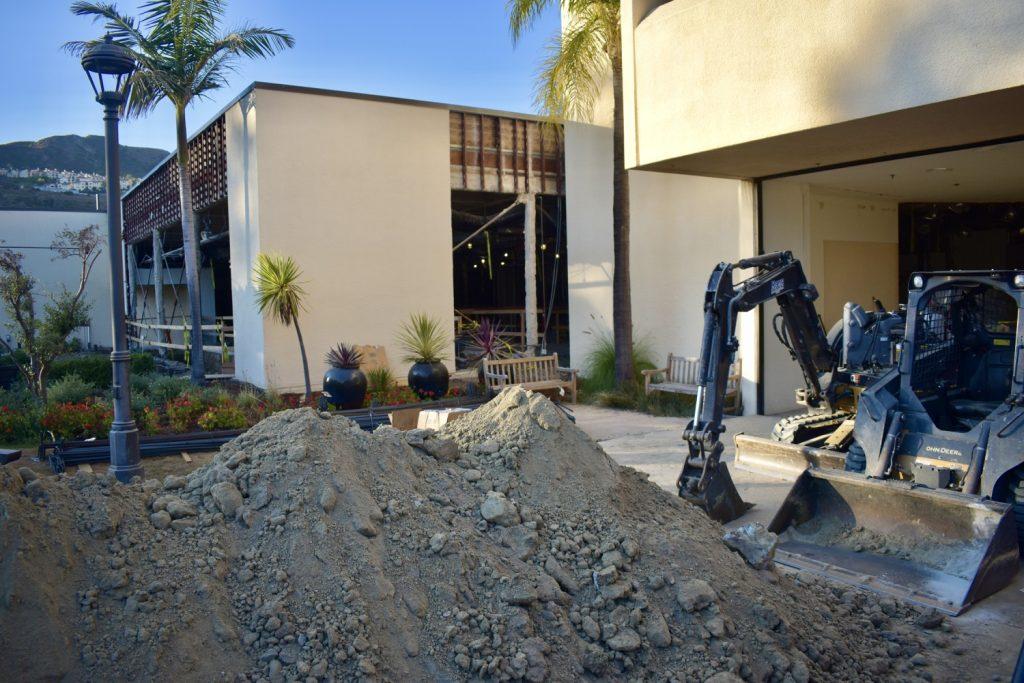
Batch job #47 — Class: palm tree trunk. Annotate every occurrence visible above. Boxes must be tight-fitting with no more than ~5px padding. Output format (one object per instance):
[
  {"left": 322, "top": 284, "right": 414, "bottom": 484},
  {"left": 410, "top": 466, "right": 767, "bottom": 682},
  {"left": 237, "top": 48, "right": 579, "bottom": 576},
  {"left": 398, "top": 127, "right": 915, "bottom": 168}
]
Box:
[
  {"left": 610, "top": 42, "right": 634, "bottom": 387},
  {"left": 175, "top": 108, "right": 207, "bottom": 384},
  {"left": 292, "top": 316, "right": 312, "bottom": 402}
]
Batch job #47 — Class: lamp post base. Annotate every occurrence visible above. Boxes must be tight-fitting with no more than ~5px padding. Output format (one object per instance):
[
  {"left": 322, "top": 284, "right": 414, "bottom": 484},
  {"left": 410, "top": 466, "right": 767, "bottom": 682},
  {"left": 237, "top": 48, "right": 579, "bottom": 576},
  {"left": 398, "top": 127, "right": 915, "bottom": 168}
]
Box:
[{"left": 108, "top": 425, "right": 143, "bottom": 483}]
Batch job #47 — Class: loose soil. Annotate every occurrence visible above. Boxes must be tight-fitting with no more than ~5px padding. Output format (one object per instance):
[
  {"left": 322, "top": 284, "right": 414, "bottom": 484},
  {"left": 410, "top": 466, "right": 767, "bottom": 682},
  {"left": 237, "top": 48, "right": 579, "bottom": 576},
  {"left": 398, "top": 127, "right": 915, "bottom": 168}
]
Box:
[{"left": 0, "top": 388, "right": 976, "bottom": 681}]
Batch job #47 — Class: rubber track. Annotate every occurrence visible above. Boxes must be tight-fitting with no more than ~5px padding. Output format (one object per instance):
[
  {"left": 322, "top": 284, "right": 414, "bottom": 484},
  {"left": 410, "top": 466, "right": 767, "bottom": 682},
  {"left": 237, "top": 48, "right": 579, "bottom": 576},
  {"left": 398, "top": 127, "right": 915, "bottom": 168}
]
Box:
[{"left": 770, "top": 410, "right": 854, "bottom": 444}]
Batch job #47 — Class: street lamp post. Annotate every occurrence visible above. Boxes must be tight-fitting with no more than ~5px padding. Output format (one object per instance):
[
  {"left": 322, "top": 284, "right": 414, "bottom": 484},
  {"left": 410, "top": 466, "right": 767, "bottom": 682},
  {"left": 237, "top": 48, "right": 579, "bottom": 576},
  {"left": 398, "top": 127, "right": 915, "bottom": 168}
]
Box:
[{"left": 81, "top": 36, "right": 143, "bottom": 483}]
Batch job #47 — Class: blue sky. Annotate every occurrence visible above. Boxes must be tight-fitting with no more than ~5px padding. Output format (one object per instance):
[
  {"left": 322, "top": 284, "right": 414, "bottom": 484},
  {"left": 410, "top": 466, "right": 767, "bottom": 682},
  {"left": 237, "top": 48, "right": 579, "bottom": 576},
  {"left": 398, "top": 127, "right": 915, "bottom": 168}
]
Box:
[{"left": 1, "top": 1, "right": 559, "bottom": 152}]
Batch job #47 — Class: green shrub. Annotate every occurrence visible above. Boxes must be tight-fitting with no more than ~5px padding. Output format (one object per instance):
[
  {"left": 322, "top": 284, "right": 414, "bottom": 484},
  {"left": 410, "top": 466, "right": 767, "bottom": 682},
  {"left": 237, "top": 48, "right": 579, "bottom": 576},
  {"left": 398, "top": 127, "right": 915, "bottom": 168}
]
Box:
[
  {"left": 0, "top": 349, "right": 30, "bottom": 367},
  {"left": 236, "top": 388, "right": 269, "bottom": 423},
  {"left": 198, "top": 402, "right": 248, "bottom": 431},
  {"left": 130, "top": 372, "right": 158, "bottom": 397},
  {"left": 149, "top": 375, "right": 191, "bottom": 404},
  {"left": 366, "top": 367, "right": 395, "bottom": 399},
  {"left": 166, "top": 394, "right": 209, "bottom": 433},
  {"left": 581, "top": 329, "right": 656, "bottom": 394},
  {"left": 0, "top": 405, "right": 39, "bottom": 443},
  {"left": 49, "top": 353, "right": 157, "bottom": 388},
  {"left": 47, "top": 373, "right": 97, "bottom": 404},
  {"left": 0, "top": 386, "right": 41, "bottom": 412}
]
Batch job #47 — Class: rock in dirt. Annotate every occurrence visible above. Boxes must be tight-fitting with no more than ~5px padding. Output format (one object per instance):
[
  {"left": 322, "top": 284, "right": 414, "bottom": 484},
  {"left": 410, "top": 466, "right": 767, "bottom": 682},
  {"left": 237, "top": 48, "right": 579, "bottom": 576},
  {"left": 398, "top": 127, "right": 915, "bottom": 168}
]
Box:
[
  {"left": 676, "top": 578, "right": 717, "bottom": 612},
  {"left": 479, "top": 491, "right": 521, "bottom": 526},
  {"left": 209, "top": 481, "right": 243, "bottom": 518},
  {"left": 722, "top": 522, "right": 778, "bottom": 569}
]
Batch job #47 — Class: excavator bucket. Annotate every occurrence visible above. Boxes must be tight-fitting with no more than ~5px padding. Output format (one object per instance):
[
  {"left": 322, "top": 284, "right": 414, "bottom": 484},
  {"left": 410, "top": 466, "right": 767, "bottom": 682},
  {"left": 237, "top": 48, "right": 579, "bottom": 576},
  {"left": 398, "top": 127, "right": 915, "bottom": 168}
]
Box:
[
  {"left": 767, "top": 467, "right": 1020, "bottom": 614},
  {"left": 678, "top": 459, "right": 750, "bottom": 524}
]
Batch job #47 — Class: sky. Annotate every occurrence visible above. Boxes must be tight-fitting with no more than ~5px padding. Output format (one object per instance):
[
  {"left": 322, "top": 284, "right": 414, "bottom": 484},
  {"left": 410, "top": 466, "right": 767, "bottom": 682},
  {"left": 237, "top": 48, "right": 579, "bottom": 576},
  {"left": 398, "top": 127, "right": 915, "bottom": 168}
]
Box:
[{"left": 0, "top": 0, "right": 560, "bottom": 153}]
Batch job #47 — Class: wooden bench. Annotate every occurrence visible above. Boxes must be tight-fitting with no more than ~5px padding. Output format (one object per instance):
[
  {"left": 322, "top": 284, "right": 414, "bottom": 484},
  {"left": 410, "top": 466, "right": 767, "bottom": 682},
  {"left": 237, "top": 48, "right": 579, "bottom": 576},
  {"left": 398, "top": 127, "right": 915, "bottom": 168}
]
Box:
[
  {"left": 642, "top": 355, "right": 742, "bottom": 414},
  {"left": 483, "top": 354, "right": 578, "bottom": 403}
]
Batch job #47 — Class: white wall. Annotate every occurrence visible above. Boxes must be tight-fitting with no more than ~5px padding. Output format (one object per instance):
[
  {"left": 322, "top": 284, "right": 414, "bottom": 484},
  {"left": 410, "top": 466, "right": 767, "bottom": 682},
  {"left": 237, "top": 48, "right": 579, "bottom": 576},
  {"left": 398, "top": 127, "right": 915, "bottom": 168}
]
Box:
[
  {"left": 760, "top": 182, "right": 898, "bottom": 413},
  {"left": 565, "top": 122, "right": 758, "bottom": 412},
  {"left": 622, "top": 0, "right": 1024, "bottom": 174},
  {"left": 0, "top": 210, "right": 113, "bottom": 349},
  {"left": 244, "top": 87, "right": 454, "bottom": 393}
]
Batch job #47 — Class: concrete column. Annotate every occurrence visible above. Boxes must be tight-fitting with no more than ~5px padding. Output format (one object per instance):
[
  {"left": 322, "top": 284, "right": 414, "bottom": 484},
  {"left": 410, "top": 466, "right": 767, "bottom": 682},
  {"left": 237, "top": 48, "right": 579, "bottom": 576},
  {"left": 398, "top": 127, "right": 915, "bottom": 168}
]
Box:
[{"left": 521, "top": 192, "right": 537, "bottom": 354}]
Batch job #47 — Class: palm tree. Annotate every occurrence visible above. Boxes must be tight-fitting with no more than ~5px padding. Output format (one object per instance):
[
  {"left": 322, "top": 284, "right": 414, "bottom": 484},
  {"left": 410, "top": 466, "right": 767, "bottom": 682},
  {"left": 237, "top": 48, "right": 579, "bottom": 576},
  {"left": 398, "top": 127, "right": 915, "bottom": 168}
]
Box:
[
  {"left": 252, "top": 253, "right": 312, "bottom": 401},
  {"left": 67, "top": 0, "right": 294, "bottom": 384},
  {"left": 508, "top": 0, "right": 634, "bottom": 386}
]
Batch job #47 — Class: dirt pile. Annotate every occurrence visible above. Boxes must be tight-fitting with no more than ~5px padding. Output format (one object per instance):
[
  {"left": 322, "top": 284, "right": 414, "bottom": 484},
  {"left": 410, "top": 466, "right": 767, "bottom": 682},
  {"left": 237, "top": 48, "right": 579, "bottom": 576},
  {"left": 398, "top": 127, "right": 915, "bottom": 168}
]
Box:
[{"left": 1, "top": 387, "right": 964, "bottom": 681}]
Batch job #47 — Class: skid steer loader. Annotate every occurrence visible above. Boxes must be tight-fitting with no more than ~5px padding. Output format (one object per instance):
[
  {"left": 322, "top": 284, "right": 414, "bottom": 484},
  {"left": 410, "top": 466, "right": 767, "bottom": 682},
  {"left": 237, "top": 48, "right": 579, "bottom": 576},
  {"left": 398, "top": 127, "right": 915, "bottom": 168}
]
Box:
[{"left": 680, "top": 251, "right": 1023, "bottom": 613}]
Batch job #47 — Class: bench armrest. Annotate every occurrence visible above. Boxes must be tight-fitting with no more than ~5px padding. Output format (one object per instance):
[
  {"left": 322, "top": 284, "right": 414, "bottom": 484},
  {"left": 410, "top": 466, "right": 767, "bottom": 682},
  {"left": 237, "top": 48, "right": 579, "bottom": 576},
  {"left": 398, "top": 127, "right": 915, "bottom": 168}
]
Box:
[
  {"left": 557, "top": 366, "right": 578, "bottom": 377},
  {"left": 640, "top": 367, "right": 668, "bottom": 377},
  {"left": 483, "top": 370, "right": 509, "bottom": 383}
]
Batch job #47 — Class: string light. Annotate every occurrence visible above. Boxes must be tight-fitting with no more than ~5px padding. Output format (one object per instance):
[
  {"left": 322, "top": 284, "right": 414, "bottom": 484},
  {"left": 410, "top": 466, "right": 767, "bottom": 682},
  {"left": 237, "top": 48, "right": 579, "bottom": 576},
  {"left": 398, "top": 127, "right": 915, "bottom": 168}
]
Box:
[
  {"left": 480, "top": 258, "right": 485, "bottom": 264},
  {"left": 503, "top": 252, "right": 509, "bottom": 258},
  {"left": 555, "top": 253, "right": 560, "bottom": 259},
  {"left": 540, "top": 244, "right": 547, "bottom": 251},
  {"left": 467, "top": 242, "right": 473, "bottom": 249},
  {"left": 500, "top": 261, "right": 506, "bottom": 266}
]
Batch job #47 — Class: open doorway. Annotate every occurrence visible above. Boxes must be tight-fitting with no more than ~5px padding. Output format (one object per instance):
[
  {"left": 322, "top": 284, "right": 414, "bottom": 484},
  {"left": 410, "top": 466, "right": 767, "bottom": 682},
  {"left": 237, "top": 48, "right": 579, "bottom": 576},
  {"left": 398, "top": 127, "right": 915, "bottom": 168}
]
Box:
[
  {"left": 759, "top": 139, "right": 1024, "bottom": 413},
  {"left": 451, "top": 189, "right": 568, "bottom": 367}
]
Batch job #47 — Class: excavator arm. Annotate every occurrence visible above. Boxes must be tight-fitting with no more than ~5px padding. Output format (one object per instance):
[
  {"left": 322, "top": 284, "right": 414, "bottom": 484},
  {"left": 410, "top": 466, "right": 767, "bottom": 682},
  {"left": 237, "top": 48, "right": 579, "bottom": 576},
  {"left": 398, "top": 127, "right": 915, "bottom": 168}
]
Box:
[{"left": 680, "top": 251, "right": 836, "bottom": 522}]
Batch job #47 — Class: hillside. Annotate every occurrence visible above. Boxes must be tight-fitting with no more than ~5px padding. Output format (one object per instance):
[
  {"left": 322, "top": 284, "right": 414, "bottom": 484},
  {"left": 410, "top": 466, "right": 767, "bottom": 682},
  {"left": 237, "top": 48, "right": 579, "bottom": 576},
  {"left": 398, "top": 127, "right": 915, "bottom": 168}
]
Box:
[{"left": 0, "top": 135, "right": 167, "bottom": 178}]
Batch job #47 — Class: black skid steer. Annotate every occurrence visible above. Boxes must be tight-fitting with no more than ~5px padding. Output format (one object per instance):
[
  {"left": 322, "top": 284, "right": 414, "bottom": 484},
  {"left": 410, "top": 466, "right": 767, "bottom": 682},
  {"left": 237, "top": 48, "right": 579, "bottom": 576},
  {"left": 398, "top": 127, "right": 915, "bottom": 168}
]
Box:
[{"left": 680, "top": 252, "right": 1023, "bottom": 613}]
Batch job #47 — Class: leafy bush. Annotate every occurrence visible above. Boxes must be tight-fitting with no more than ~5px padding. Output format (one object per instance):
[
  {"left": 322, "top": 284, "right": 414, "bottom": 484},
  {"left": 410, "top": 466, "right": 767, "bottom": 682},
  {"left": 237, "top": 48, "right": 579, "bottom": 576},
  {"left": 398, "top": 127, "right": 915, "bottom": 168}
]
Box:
[
  {"left": 135, "top": 405, "right": 164, "bottom": 435},
  {"left": 40, "top": 400, "right": 113, "bottom": 440},
  {"left": 166, "top": 394, "right": 209, "bottom": 433},
  {"left": 0, "top": 386, "right": 41, "bottom": 412},
  {"left": 130, "top": 372, "right": 158, "bottom": 397},
  {"left": 148, "top": 375, "right": 191, "bottom": 404},
  {"left": 47, "top": 373, "right": 96, "bottom": 404},
  {"left": 581, "top": 329, "right": 656, "bottom": 394},
  {"left": 198, "top": 402, "right": 248, "bottom": 431},
  {"left": 49, "top": 353, "right": 156, "bottom": 388},
  {"left": 0, "top": 405, "right": 38, "bottom": 443}
]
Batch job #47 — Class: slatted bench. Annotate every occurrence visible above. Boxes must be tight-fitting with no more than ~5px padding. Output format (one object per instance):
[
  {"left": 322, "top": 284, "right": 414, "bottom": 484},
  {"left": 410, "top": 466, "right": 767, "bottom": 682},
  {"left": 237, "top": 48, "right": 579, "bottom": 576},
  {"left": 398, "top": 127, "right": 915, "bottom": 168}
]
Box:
[
  {"left": 483, "top": 354, "right": 578, "bottom": 403},
  {"left": 642, "top": 355, "right": 742, "bottom": 414}
]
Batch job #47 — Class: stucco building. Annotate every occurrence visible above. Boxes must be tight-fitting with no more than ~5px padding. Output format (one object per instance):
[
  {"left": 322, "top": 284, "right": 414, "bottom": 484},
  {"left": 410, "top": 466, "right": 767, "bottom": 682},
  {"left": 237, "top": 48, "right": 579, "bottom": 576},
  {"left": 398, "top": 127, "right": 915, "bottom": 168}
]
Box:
[
  {"left": 567, "top": 0, "right": 1024, "bottom": 415},
  {"left": 121, "top": 84, "right": 566, "bottom": 392}
]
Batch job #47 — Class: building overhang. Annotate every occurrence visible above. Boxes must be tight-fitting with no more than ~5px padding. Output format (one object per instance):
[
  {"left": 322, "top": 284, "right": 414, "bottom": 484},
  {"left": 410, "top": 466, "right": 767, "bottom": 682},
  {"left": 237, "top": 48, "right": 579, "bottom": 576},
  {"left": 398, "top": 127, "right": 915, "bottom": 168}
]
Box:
[{"left": 636, "top": 85, "right": 1024, "bottom": 180}]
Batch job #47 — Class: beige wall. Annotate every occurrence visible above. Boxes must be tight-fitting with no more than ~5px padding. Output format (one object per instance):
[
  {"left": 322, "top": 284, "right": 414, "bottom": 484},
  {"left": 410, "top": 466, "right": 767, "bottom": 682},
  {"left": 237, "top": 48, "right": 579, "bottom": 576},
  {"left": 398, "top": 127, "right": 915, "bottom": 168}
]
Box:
[
  {"left": 622, "top": 0, "right": 1024, "bottom": 175},
  {"left": 565, "top": 122, "right": 759, "bottom": 412},
  {"left": 760, "top": 182, "right": 898, "bottom": 413},
  {"left": 232, "top": 87, "right": 455, "bottom": 393},
  {"left": 0, "top": 210, "right": 113, "bottom": 349}
]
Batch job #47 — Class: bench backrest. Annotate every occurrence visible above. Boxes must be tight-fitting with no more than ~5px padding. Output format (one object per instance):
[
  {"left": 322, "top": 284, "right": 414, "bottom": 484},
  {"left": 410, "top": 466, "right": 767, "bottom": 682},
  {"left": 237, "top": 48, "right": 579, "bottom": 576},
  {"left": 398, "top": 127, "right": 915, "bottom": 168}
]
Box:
[
  {"left": 483, "top": 354, "right": 560, "bottom": 391},
  {"left": 667, "top": 354, "right": 741, "bottom": 390}
]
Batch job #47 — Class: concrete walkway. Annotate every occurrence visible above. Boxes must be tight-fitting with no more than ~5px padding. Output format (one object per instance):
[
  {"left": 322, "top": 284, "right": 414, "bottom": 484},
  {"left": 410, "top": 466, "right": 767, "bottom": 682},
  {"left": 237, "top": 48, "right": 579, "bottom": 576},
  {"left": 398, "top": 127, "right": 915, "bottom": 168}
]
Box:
[
  {"left": 569, "top": 404, "right": 790, "bottom": 527},
  {"left": 569, "top": 403, "right": 1024, "bottom": 680}
]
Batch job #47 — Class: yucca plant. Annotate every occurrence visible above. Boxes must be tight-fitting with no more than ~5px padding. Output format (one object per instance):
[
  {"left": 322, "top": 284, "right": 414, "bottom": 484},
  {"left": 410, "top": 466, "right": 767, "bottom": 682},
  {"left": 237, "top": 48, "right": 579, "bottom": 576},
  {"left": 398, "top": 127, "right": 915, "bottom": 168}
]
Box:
[
  {"left": 366, "top": 367, "right": 395, "bottom": 401},
  {"left": 396, "top": 313, "right": 449, "bottom": 364},
  {"left": 253, "top": 253, "right": 311, "bottom": 401},
  {"left": 325, "top": 344, "right": 363, "bottom": 370}
]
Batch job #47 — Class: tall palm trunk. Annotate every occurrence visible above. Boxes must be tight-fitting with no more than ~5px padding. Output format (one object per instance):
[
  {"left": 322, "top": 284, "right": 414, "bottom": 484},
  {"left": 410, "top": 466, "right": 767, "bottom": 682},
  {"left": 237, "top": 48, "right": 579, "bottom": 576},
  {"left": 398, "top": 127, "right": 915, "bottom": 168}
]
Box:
[
  {"left": 292, "top": 316, "right": 312, "bottom": 401},
  {"left": 610, "top": 42, "right": 634, "bottom": 386},
  {"left": 175, "top": 108, "right": 206, "bottom": 383}
]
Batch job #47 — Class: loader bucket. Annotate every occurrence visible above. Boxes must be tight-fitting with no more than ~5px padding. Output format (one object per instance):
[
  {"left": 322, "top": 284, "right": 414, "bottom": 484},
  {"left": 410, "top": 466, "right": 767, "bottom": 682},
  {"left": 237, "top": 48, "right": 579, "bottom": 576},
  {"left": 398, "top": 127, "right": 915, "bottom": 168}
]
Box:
[{"left": 768, "top": 468, "right": 1019, "bottom": 615}]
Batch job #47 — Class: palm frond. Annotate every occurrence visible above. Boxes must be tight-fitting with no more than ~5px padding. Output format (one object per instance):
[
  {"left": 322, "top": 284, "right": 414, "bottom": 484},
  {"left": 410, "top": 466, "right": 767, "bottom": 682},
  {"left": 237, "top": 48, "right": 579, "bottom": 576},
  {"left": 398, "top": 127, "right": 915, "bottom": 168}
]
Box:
[
  {"left": 507, "top": 0, "right": 556, "bottom": 45},
  {"left": 534, "top": 9, "right": 608, "bottom": 121},
  {"left": 252, "top": 253, "right": 306, "bottom": 327}
]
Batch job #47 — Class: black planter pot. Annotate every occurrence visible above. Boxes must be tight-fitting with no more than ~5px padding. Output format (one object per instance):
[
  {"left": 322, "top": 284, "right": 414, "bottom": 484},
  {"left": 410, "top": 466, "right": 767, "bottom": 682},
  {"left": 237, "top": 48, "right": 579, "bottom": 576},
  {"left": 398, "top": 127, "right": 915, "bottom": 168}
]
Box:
[
  {"left": 323, "top": 367, "right": 367, "bottom": 410},
  {"left": 408, "top": 361, "right": 449, "bottom": 400}
]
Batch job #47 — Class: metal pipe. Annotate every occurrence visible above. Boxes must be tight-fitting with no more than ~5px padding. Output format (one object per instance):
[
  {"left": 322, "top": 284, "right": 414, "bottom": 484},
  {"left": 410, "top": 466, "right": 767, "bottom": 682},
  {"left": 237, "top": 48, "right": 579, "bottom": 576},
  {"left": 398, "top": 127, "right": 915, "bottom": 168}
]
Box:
[{"left": 100, "top": 92, "right": 142, "bottom": 483}]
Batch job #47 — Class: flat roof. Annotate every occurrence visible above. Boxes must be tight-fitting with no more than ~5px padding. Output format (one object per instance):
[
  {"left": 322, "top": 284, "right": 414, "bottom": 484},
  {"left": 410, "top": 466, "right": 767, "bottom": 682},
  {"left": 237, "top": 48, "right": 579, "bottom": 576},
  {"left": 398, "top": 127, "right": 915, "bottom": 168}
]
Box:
[{"left": 123, "top": 81, "right": 554, "bottom": 199}]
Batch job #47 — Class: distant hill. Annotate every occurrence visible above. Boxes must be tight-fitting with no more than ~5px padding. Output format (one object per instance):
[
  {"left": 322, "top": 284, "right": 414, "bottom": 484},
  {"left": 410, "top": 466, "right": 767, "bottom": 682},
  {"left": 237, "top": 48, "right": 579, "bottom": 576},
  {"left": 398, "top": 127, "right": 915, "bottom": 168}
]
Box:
[{"left": 0, "top": 135, "right": 168, "bottom": 178}]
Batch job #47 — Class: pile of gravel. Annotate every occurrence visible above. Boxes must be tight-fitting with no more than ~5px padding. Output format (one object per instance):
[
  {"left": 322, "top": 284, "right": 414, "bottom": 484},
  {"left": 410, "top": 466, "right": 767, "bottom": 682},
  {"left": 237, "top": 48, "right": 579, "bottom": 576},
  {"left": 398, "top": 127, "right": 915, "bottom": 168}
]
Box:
[{"left": 1, "top": 388, "right": 964, "bottom": 681}]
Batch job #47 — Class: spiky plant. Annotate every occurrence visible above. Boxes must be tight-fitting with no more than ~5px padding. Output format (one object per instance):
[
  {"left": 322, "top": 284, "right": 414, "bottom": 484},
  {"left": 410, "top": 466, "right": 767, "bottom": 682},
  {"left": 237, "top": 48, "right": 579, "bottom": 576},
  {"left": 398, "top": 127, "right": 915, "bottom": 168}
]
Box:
[
  {"left": 66, "top": 0, "right": 294, "bottom": 384},
  {"left": 325, "top": 344, "right": 363, "bottom": 370},
  {"left": 507, "top": 0, "right": 634, "bottom": 387},
  {"left": 464, "top": 318, "right": 514, "bottom": 365},
  {"left": 396, "top": 313, "right": 449, "bottom": 364},
  {"left": 252, "top": 253, "right": 311, "bottom": 401},
  {"left": 366, "top": 367, "right": 395, "bottom": 400}
]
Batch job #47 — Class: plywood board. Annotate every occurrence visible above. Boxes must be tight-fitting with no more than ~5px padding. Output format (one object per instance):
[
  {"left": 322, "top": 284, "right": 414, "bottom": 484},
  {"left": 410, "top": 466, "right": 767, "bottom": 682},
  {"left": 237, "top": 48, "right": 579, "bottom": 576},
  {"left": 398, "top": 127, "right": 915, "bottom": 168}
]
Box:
[
  {"left": 355, "top": 345, "right": 390, "bottom": 373},
  {"left": 822, "top": 240, "right": 899, "bottom": 327}
]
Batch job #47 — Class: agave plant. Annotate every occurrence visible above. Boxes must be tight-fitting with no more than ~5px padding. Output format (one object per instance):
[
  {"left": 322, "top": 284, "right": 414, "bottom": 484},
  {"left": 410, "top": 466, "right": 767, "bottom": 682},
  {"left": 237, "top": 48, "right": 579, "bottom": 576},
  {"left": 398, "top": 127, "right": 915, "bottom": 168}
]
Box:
[
  {"left": 325, "top": 344, "right": 363, "bottom": 370},
  {"left": 396, "top": 313, "right": 449, "bottom": 364},
  {"left": 464, "top": 319, "right": 514, "bottom": 365}
]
